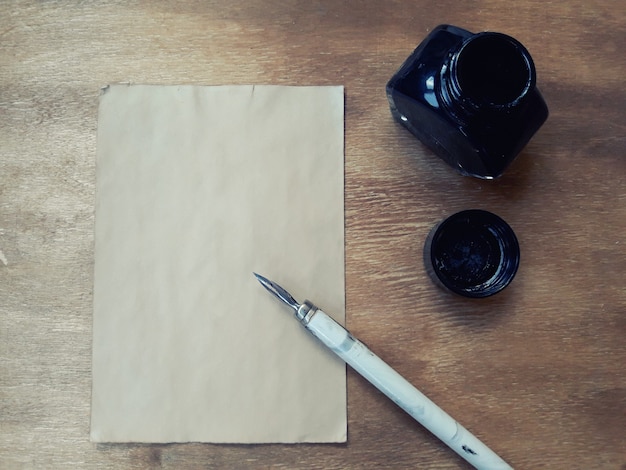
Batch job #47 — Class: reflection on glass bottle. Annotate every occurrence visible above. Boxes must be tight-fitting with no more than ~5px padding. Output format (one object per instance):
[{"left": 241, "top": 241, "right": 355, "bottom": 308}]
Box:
[{"left": 387, "top": 24, "right": 549, "bottom": 179}]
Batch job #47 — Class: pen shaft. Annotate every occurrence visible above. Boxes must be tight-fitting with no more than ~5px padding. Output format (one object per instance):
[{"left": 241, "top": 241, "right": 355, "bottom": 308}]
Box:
[{"left": 304, "top": 306, "right": 513, "bottom": 470}]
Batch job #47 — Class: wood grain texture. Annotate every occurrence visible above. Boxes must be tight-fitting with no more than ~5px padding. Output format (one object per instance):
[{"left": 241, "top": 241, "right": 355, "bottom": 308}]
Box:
[{"left": 1, "top": 1, "right": 624, "bottom": 468}]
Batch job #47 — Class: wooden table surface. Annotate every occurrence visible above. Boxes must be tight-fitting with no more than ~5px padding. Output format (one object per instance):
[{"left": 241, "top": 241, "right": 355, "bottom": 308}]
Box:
[{"left": 1, "top": 1, "right": 625, "bottom": 468}]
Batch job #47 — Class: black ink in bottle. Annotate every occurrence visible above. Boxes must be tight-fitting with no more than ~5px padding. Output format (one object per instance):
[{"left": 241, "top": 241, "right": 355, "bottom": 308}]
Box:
[{"left": 387, "top": 25, "right": 548, "bottom": 179}]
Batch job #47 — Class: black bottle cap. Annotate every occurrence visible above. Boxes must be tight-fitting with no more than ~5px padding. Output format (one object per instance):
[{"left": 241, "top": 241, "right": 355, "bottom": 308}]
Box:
[{"left": 423, "top": 210, "right": 520, "bottom": 298}]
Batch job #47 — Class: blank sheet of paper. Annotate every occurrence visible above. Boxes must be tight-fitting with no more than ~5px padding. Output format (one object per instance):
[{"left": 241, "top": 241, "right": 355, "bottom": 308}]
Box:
[{"left": 91, "top": 85, "right": 346, "bottom": 443}]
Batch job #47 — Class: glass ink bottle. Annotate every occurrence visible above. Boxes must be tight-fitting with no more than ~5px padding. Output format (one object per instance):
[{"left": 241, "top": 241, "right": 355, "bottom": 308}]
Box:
[{"left": 387, "top": 24, "right": 548, "bottom": 179}]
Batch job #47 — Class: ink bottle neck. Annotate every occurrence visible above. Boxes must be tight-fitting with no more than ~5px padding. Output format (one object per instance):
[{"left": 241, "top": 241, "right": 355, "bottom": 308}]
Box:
[{"left": 439, "top": 32, "right": 536, "bottom": 124}]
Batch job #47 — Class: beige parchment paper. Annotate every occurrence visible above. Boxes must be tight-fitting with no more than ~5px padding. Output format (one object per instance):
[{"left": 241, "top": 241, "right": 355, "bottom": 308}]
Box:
[{"left": 91, "top": 85, "right": 346, "bottom": 443}]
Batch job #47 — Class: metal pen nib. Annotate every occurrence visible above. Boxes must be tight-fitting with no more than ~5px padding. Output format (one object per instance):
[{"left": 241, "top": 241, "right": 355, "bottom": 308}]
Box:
[{"left": 253, "top": 273, "right": 301, "bottom": 312}]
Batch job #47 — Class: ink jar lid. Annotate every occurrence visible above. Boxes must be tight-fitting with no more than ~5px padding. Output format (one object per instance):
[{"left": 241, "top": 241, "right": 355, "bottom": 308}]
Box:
[{"left": 423, "top": 210, "right": 520, "bottom": 298}]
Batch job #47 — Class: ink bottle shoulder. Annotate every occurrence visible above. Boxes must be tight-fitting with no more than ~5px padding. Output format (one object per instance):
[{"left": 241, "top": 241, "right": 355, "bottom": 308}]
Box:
[{"left": 386, "top": 24, "right": 548, "bottom": 179}]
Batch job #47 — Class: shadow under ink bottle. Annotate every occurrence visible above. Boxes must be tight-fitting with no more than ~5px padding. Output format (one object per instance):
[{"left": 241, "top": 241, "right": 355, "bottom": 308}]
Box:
[{"left": 387, "top": 24, "right": 549, "bottom": 179}]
